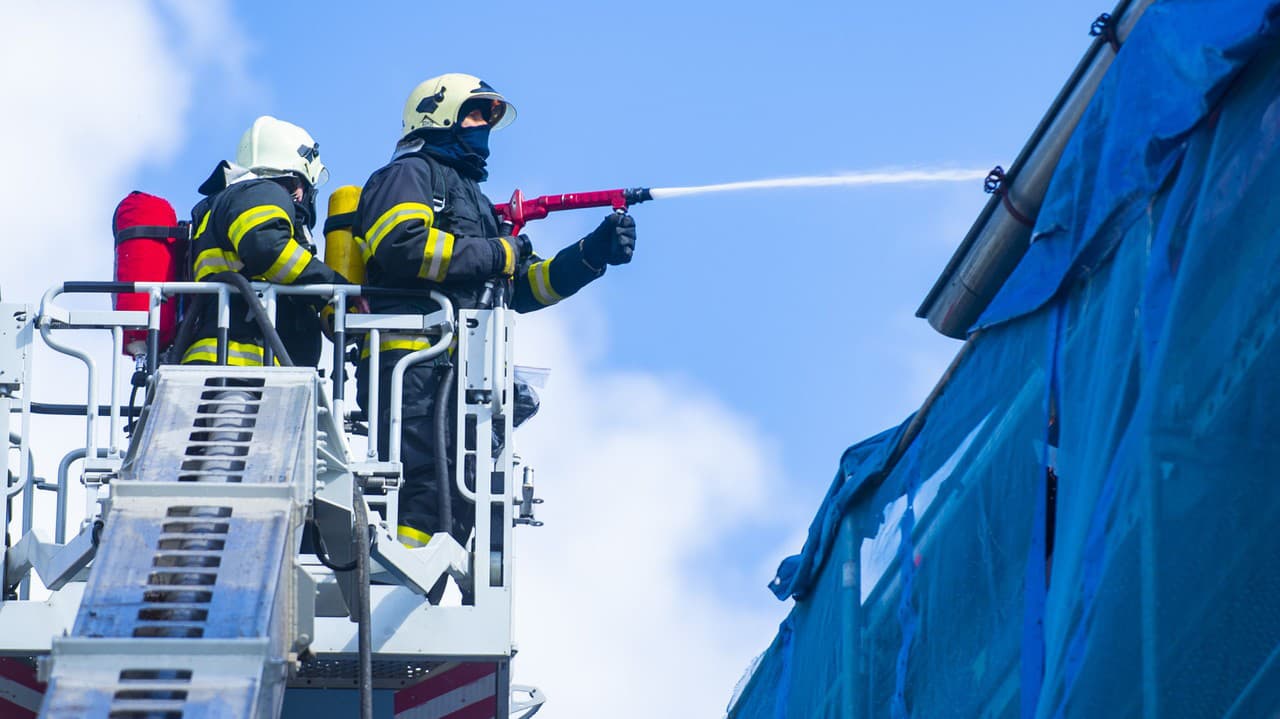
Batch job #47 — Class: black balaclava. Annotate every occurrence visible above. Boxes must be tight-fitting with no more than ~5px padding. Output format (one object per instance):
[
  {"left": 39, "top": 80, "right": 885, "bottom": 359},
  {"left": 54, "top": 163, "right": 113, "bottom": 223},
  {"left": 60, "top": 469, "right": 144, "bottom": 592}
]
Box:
[
  {"left": 414, "top": 125, "right": 491, "bottom": 181},
  {"left": 295, "top": 185, "right": 318, "bottom": 231}
]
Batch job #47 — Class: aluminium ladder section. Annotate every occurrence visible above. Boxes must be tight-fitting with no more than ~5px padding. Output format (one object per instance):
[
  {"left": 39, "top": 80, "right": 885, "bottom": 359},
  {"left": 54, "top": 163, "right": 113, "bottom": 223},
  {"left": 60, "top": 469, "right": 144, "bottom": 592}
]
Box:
[{"left": 40, "top": 366, "right": 319, "bottom": 719}]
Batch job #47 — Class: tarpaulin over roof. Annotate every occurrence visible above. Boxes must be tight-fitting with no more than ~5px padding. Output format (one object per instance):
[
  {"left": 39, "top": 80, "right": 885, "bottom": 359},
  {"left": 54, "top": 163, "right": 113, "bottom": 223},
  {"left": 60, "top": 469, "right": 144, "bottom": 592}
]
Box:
[
  {"left": 976, "top": 0, "right": 1280, "bottom": 330},
  {"left": 735, "top": 1, "right": 1280, "bottom": 716},
  {"left": 768, "top": 417, "right": 912, "bottom": 601}
]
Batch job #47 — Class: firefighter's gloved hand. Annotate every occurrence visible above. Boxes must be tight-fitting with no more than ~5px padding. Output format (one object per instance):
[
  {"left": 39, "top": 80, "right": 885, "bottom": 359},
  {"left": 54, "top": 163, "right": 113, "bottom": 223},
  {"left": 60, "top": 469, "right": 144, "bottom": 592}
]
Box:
[
  {"left": 491, "top": 235, "right": 531, "bottom": 277},
  {"left": 582, "top": 213, "right": 636, "bottom": 268},
  {"left": 320, "top": 305, "right": 336, "bottom": 341},
  {"left": 511, "top": 234, "right": 534, "bottom": 263},
  {"left": 319, "top": 298, "right": 368, "bottom": 342}
]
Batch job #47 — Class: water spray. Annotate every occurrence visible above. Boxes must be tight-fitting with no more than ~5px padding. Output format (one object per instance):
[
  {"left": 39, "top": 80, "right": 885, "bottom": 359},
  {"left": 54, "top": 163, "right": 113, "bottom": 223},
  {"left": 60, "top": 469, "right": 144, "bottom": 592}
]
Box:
[
  {"left": 496, "top": 169, "right": 989, "bottom": 233},
  {"left": 649, "top": 169, "right": 990, "bottom": 199}
]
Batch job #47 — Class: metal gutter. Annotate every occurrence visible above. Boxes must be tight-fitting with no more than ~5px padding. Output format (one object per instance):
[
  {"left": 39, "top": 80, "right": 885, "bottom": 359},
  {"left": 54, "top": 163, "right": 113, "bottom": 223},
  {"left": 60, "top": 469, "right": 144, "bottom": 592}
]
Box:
[{"left": 917, "top": 0, "right": 1154, "bottom": 338}]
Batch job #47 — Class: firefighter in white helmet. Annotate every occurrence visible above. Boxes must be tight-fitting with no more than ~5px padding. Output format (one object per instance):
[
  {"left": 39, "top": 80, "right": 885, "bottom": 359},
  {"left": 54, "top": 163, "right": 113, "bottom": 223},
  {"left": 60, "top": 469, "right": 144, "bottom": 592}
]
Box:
[
  {"left": 182, "top": 115, "right": 351, "bottom": 367},
  {"left": 353, "top": 74, "right": 637, "bottom": 557}
]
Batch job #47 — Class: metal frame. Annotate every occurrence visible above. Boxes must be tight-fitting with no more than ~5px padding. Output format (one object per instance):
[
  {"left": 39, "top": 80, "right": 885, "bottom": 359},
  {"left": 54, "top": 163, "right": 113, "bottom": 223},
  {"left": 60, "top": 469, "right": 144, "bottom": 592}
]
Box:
[{"left": 0, "top": 281, "right": 537, "bottom": 718}]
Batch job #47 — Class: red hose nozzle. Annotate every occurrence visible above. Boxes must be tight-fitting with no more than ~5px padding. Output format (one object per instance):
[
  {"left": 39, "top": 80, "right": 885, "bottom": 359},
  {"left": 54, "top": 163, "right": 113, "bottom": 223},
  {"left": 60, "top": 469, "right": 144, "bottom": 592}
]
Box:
[{"left": 497, "top": 186, "right": 651, "bottom": 234}]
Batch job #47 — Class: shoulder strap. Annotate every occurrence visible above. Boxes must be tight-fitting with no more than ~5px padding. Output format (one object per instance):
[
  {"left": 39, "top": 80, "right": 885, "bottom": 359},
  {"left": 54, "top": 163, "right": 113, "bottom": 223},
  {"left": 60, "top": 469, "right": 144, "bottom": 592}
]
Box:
[
  {"left": 406, "top": 150, "right": 449, "bottom": 213},
  {"left": 323, "top": 212, "right": 356, "bottom": 235}
]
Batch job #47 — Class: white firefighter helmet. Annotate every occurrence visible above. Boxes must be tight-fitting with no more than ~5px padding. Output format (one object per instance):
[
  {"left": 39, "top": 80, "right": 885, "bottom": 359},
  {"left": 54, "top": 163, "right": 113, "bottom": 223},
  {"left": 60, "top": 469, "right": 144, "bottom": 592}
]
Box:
[
  {"left": 401, "top": 73, "right": 516, "bottom": 137},
  {"left": 236, "top": 115, "right": 328, "bottom": 187}
]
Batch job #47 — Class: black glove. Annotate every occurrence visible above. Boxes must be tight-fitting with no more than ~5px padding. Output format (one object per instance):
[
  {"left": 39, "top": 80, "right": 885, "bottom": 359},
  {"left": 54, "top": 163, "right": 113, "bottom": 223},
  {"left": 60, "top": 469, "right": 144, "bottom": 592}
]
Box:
[
  {"left": 318, "top": 297, "right": 367, "bottom": 342},
  {"left": 491, "top": 235, "right": 533, "bottom": 276},
  {"left": 581, "top": 213, "right": 636, "bottom": 268},
  {"left": 512, "top": 234, "right": 534, "bottom": 263}
]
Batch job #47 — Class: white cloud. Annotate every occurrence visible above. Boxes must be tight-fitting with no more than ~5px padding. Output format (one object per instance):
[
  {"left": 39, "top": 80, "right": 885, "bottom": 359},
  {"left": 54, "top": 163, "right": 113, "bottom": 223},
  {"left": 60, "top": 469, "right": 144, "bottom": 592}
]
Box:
[
  {"left": 0, "top": 0, "right": 248, "bottom": 580},
  {"left": 0, "top": 0, "right": 253, "bottom": 304},
  {"left": 157, "top": 0, "right": 263, "bottom": 107},
  {"left": 511, "top": 307, "right": 791, "bottom": 717},
  {"left": 4, "top": 2, "right": 179, "bottom": 299}
]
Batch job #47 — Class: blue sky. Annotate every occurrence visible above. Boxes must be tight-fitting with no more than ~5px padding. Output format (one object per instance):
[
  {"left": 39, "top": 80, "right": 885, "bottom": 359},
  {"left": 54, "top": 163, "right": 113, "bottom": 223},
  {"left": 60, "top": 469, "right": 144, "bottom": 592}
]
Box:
[
  {"left": 5, "top": 1, "right": 1098, "bottom": 715},
  {"left": 137, "top": 0, "right": 1091, "bottom": 542}
]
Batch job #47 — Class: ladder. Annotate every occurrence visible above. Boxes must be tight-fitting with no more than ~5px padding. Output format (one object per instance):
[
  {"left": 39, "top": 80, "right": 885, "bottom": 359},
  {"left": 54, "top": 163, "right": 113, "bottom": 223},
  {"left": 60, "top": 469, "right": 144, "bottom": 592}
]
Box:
[{"left": 40, "top": 367, "right": 318, "bottom": 719}]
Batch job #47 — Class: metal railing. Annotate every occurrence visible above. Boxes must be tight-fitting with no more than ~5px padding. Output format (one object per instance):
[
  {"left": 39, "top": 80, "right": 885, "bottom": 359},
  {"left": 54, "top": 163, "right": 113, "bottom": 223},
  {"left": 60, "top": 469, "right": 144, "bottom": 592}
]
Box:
[
  {"left": 0, "top": 277, "right": 528, "bottom": 718},
  {"left": 13, "top": 279, "right": 457, "bottom": 561}
]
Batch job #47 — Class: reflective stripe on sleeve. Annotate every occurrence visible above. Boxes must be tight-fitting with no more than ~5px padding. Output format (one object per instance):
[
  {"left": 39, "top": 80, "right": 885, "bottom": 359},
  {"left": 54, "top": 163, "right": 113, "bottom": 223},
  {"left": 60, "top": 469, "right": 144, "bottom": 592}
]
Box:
[
  {"left": 258, "top": 238, "right": 312, "bottom": 284},
  {"left": 417, "top": 227, "right": 455, "bottom": 282},
  {"left": 193, "top": 248, "right": 244, "bottom": 280},
  {"left": 397, "top": 525, "right": 432, "bottom": 548},
  {"left": 228, "top": 205, "right": 291, "bottom": 250},
  {"left": 527, "top": 259, "right": 562, "bottom": 306},
  {"left": 366, "top": 202, "right": 434, "bottom": 257},
  {"left": 181, "top": 338, "right": 281, "bottom": 366},
  {"left": 499, "top": 237, "right": 515, "bottom": 276}
]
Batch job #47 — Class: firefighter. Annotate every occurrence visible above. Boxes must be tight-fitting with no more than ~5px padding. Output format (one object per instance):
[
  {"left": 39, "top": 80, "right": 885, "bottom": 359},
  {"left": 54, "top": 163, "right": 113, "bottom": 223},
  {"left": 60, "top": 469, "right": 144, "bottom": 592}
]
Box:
[
  {"left": 183, "top": 116, "right": 350, "bottom": 367},
  {"left": 355, "top": 73, "right": 636, "bottom": 549}
]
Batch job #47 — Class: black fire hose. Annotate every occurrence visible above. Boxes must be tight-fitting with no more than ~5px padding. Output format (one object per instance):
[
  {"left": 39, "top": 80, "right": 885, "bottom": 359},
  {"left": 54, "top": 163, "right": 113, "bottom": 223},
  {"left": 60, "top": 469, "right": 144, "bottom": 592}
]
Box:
[
  {"left": 166, "top": 294, "right": 206, "bottom": 365},
  {"left": 434, "top": 363, "right": 455, "bottom": 536},
  {"left": 208, "top": 271, "right": 294, "bottom": 367},
  {"left": 304, "top": 517, "right": 357, "bottom": 572}
]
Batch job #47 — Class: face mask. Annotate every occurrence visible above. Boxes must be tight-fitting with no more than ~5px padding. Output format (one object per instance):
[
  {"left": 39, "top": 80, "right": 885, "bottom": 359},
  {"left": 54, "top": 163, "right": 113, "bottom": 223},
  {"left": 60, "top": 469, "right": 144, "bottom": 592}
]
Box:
[
  {"left": 413, "top": 126, "right": 492, "bottom": 181},
  {"left": 454, "top": 125, "right": 492, "bottom": 160}
]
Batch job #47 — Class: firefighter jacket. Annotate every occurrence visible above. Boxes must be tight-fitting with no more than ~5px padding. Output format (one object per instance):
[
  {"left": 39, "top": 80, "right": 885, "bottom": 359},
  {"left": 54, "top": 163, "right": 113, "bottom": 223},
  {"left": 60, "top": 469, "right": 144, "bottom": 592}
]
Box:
[
  {"left": 353, "top": 151, "right": 607, "bottom": 332},
  {"left": 184, "top": 177, "right": 346, "bottom": 367}
]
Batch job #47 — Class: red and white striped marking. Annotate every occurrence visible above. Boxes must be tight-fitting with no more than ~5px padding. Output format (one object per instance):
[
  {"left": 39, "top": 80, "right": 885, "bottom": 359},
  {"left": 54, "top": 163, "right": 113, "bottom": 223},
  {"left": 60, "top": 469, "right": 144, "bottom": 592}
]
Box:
[
  {"left": 394, "top": 662, "right": 497, "bottom": 719},
  {"left": 0, "top": 658, "right": 45, "bottom": 719}
]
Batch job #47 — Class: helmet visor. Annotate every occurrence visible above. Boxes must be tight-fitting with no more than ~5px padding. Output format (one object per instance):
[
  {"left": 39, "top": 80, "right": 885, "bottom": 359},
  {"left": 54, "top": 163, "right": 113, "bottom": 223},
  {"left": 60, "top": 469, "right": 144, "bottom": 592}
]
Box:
[
  {"left": 489, "top": 100, "right": 514, "bottom": 129},
  {"left": 461, "top": 95, "right": 516, "bottom": 130}
]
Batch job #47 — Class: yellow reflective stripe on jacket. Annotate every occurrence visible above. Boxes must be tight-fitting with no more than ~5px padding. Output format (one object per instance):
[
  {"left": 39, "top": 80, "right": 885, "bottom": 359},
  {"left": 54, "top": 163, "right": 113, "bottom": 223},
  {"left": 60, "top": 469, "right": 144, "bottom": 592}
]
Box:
[
  {"left": 228, "top": 205, "right": 291, "bottom": 251},
  {"left": 193, "top": 248, "right": 244, "bottom": 280},
  {"left": 258, "top": 238, "right": 311, "bottom": 284},
  {"left": 358, "top": 333, "right": 433, "bottom": 360},
  {"left": 527, "top": 258, "right": 562, "bottom": 306},
  {"left": 194, "top": 210, "right": 211, "bottom": 239},
  {"left": 366, "top": 202, "right": 434, "bottom": 257},
  {"left": 181, "top": 338, "right": 282, "bottom": 366},
  {"left": 417, "top": 227, "right": 455, "bottom": 282},
  {"left": 397, "top": 524, "right": 432, "bottom": 548}
]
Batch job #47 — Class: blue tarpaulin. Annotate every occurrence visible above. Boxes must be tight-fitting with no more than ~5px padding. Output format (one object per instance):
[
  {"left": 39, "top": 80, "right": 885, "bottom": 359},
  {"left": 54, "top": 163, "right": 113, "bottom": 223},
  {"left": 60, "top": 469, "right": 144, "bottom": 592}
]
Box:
[{"left": 732, "top": 1, "right": 1280, "bottom": 716}]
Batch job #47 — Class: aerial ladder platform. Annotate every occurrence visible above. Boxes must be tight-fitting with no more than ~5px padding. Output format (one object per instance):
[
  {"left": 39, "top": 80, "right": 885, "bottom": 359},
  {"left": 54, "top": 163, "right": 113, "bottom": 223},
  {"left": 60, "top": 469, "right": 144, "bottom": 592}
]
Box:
[{"left": 0, "top": 281, "right": 545, "bottom": 718}]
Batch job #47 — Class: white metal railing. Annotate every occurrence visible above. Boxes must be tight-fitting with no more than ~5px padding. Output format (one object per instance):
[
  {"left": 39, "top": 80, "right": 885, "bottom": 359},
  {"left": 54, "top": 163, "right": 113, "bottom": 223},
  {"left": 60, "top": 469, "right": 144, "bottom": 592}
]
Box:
[
  {"left": 1, "top": 277, "right": 527, "bottom": 686},
  {"left": 15, "top": 279, "right": 457, "bottom": 564}
]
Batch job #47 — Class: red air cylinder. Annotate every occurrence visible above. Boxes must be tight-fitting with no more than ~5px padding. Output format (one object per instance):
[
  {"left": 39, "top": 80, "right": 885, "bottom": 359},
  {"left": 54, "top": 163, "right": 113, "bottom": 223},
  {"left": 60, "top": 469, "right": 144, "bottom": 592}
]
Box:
[{"left": 112, "top": 192, "right": 184, "bottom": 357}]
